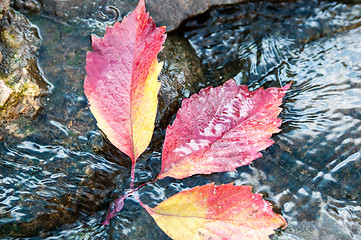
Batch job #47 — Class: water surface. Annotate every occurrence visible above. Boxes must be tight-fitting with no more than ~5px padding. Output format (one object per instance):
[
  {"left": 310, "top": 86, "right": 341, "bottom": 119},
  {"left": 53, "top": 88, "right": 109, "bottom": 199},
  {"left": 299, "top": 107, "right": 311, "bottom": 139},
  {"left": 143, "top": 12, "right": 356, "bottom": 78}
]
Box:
[{"left": 1, "top": 0, "right": 361, "bottom": 239}]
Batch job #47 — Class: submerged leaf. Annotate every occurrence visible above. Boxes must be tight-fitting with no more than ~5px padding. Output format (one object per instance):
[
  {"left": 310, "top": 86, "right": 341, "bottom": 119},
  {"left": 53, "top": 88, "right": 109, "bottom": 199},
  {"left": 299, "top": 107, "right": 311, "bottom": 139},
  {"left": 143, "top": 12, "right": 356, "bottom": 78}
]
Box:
[
  {"left": 159, "top": 79, "right": 290, "bottom": 179},
  {"left": 84, "top": 0, "right": 166, "bottom": 162},
  {"left": 143, "top": 183, "right": 287, "bottom": 240}
]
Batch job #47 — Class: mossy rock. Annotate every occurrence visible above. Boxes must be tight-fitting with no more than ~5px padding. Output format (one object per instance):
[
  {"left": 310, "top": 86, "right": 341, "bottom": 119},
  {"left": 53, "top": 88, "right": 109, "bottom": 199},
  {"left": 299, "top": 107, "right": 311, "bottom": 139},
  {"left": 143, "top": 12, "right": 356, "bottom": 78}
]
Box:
[
  {"left": 0, "top": 8, "right": 49, "bottom": 138},
  {"left": 0, "top": 0, "right": 10, "bottom": 20}
]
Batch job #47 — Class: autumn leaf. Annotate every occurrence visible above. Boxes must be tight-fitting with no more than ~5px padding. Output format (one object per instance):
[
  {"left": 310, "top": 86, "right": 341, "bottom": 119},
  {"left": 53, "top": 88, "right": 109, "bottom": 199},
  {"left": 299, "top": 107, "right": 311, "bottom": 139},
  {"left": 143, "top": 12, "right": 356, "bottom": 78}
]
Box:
[
  {"left": 143, "top": 183, "right": 287, "bottom": 240},
  {"left": 158, "top": 79, "right": 290, "bottom": 179},
  {"left": 84, "top": 0, "right": 166, "bottom": 163}
]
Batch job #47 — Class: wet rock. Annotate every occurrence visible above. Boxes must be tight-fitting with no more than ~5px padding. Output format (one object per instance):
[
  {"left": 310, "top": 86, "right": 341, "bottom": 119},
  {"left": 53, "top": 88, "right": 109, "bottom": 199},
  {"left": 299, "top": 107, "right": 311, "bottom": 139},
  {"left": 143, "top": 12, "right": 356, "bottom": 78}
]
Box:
[
  {"left": 156, "top": 32, "right": 205, "bottom": 130},
  {"left": 0, "top": 9, "right": 49, "bottom": 138},
  {"left": 147, "top": 0, "right": 245, "bottom": 31},
  {"left": 0, "top": 0, "right": 10, "bottom": 70},
  {"left": 0, "top": 0, "right": 10, "bottom": 20},
  {"left": 11, "top": 0, "right": 42, "bottom": 14},
  {"left": 37, "top": 0, "right": 127, "bottom": 22}
]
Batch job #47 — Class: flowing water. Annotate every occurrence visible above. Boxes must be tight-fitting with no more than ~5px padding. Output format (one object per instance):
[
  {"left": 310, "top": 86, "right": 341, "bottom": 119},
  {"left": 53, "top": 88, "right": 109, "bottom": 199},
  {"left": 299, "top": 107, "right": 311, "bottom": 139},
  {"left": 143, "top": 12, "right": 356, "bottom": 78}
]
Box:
[{"left": 1, "top": 0, "right": 361, "bottom": 239}]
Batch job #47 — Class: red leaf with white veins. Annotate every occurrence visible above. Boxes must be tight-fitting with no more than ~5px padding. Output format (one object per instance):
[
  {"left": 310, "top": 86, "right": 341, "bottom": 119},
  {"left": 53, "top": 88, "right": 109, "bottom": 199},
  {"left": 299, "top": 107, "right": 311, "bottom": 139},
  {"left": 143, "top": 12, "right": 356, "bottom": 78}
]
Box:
[{"left": 158, "top": 79, "right": 290, "bottom": 179}]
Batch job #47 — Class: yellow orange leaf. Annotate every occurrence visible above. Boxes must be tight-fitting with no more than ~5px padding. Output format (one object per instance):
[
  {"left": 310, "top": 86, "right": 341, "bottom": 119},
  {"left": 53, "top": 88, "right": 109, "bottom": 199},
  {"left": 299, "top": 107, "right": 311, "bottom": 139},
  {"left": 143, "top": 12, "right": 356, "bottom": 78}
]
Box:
[
  {"left": 84, "top": 0, "right": 166, "bottom": 162},
  {"left": 143, "top": 183, "right": 287, "bottom": 240}
]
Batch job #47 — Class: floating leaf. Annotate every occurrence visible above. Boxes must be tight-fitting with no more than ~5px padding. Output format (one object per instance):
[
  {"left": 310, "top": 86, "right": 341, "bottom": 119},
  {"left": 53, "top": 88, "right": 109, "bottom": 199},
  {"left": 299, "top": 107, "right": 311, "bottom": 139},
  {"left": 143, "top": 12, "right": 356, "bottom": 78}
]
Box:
[
  {"left": 143, "top": 183, "right": 287, "bottom": 240},
  {"left": 159, "top": 79, "right": 290, "bottom": 179},
  {"left": 84, "top": 0, "right": 166, "bottom": 162}
]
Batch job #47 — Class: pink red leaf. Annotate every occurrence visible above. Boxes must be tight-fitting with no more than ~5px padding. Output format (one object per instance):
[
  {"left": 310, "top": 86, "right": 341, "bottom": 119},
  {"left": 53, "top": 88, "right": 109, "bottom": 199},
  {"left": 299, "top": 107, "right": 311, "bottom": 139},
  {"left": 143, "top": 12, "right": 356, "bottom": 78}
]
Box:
[
  {"left": 143, "top": 183, "right": 287, "bottom": 240},
  {"left": 84, "top": 0, "right": 166, "bottom": 162},
  {"left": 159, "top": 80, "right": 290, "bottom": 179}
]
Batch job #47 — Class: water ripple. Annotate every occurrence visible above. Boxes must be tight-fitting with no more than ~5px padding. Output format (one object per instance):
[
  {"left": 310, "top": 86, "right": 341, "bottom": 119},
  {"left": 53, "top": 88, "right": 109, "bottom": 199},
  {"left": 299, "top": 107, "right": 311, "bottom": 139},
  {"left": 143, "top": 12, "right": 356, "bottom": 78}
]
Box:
[
  {"left": 0, "top": 141, "right": 125, "bottom": 237},
  {"left": 182, "top": 0, "right": 361, "bottom": 87}
]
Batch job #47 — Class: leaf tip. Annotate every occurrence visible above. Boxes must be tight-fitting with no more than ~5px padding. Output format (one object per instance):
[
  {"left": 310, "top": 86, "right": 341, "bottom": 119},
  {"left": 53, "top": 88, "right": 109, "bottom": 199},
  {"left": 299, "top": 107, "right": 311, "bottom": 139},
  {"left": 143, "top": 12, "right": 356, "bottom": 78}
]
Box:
[
  {"left": 283, "top": 81, "right": 292, "bottom": 91},
  {"left": 159, "top": 25, "right": 167, "bottom": 33},
  {"left": 137, "top": 0, "right": 146, "bottom": 11}
]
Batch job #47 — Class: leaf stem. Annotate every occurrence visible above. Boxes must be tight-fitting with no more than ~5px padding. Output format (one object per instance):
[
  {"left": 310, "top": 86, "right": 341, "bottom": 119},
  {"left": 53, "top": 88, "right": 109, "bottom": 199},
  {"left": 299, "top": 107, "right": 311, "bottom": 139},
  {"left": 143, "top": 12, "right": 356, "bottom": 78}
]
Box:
[
  {"left": 103, "top": 177, "right": 158, "bottom": 225},
  {"left": 130, "top": 160, "right": 136, "bottom": 189}
]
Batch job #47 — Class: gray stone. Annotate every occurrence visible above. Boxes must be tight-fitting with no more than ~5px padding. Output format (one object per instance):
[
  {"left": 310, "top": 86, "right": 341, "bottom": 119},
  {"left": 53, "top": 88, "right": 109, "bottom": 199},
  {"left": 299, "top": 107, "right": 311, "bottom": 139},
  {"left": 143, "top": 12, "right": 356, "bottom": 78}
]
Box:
[{"left": 147, "top": 0, "right": 245, "bottom": 31}]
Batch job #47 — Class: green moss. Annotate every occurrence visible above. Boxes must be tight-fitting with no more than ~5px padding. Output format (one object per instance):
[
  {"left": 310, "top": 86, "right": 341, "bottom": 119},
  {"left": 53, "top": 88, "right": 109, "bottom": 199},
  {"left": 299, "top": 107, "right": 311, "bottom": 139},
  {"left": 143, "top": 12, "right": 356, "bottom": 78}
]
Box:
[
  {"left": 0, "top": 223, "right": 21, "bottom": 238},
  {"left": 64, "top": 25, "right": 74, "bottom": 34},
  {"left": 66, "top": 50, "right": 84, "bottom": 66},
  {"left": 1, "top": 30, "right": 21, "bottom": 49},
  {"left": 4, "top": 74, "right": 17, "bottom": 88}
]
